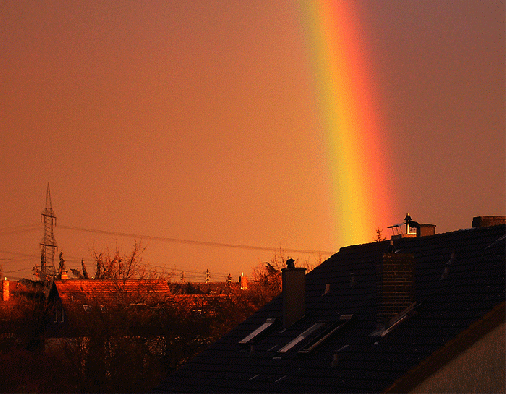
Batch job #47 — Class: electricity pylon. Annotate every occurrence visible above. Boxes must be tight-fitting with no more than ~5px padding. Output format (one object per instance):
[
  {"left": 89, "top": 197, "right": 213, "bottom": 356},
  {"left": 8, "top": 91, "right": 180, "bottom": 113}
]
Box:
[{"left": 40, "top": 183, "right": 57, "bottom": 281}]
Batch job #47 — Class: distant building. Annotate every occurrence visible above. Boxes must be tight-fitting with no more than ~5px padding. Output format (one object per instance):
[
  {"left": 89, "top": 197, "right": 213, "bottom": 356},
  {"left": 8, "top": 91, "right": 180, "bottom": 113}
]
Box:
[
  {"left": 1, "top": 279, "right": 48, "bottom": 302},
  {"left": 45, "top": 278, "right": 252, "bottom": 338}
]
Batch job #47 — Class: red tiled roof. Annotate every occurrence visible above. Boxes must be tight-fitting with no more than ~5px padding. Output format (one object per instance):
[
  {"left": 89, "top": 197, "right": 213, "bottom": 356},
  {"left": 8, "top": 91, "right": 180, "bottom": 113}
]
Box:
[{"left": 54, "top": 279, "right": 172, "bottom": 308}]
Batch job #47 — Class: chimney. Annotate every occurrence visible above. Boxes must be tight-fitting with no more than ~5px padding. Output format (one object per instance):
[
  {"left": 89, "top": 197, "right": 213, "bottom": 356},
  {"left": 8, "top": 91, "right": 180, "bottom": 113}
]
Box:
[
  {"left": 472, "top": 216, "right": 506, "bottom": 228},
  {"left": 2, "top": 278, "right": 9, "bottom": 302},
  {"left": 282, "top": 259, "right": 306, "bottom": 328},
  {"left": 239, "top": 273, "right": 248, "bottom": 290},
  {"left": 378, "top": 253, "right": 415, "bottom": 323}
]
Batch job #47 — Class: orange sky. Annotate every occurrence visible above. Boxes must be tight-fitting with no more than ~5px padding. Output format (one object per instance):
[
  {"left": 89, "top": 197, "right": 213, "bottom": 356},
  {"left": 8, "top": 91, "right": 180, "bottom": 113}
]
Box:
[{"left": 1, "top": 0, "right": 504, "bottom": 281}]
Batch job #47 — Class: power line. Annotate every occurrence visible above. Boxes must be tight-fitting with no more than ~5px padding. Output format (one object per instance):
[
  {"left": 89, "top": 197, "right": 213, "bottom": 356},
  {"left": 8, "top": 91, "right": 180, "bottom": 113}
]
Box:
[
  {"left": 0, "top": 225, "right": 40, "bottom": 236},
  {"left": 0, "top": 250, "right": 38, "bottom": 259},
  {"left": 58, "top": 225, "right": 335, "bottom": 255}
]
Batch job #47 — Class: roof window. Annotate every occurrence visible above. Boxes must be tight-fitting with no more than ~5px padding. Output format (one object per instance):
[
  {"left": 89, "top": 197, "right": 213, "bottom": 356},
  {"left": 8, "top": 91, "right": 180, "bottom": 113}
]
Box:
[
  {"left": 331, "top": 344, "right": 350, "bottom": 367},
  {"left": 371, "top": 302, "right": 418, "bottom": 337},
  {"left": 382, "top": 302, "right": 417, "bottom": 337},
  {"left": 298, "top": 314, "right": 353, "bottom": 354},
  {"left": 278, "top": 322, "right": 325, "bottom": 353},
  {"left": 239, "top": 318, "right": 276, "bottom": 344}
]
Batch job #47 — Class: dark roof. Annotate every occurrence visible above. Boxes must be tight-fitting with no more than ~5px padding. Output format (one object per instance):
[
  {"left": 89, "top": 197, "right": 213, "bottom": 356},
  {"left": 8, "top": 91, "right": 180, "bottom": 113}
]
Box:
[
  {"left": 384, "top": 300, "right": 505, "bottom": 393},
  {"left": 9, "top": 280, "right": 48, "bottom": 299},
  {"left": 168, "top": 282, "right": 244, "bottom": 295},
  {"left": 157, "top": 224, "right": 506, "bottom": 393}
]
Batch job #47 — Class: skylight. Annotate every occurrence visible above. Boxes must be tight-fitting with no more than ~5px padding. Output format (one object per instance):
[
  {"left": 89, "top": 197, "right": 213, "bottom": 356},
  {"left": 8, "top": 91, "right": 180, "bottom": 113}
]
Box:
[
  {"left": 370, "top": 302, "right": 418, "bottom": 337},
  {"left": 278, "top": 322, "right": 325, "bottom": 353},
  {"left": 239, "top": 318, "right": 276, "bottom": 344},
  {"left": 298, "top": 314, "right": 353, "bottom": 354},
  {"left": 381, "top": 302, "right": 417, "bottom": 337}
]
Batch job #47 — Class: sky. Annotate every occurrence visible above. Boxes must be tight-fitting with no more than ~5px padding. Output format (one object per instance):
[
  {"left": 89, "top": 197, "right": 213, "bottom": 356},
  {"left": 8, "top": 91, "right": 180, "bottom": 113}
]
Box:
[{"left": 1, "top": 0, "right": 504, "bottom": 282}]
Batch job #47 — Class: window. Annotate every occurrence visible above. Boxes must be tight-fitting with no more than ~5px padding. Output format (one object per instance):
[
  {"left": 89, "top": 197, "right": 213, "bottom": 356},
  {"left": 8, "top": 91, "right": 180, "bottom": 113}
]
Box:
[
  {"left": 239, "top": 318, "right": 276, "bottom": 344},
  {"left": 298, "top": 315, "right": 353, "bottom": 354},
  {"left": 331, "top": 344, "right": 350, "bottom": 367},
  {"left": 371, "top": 302, "right": 417, "bottom": 337},
  {"left": 407, "top": 224, "right": 417, "bottom": 235},
  {"left": 380, "top": 302, "right": 417, "bottom": 337},
  {"left": 278, "top": 322, "right": 325, "bottom": 353},
  {"left": 54, "top": 307, "right": 65, "bottom": 323}
]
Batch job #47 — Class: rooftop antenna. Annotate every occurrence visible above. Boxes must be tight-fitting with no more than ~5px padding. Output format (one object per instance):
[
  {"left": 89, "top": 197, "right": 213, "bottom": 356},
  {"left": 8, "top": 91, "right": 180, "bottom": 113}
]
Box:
[{"left": 40, "top": 183, "right": 57, "bottom": 281}]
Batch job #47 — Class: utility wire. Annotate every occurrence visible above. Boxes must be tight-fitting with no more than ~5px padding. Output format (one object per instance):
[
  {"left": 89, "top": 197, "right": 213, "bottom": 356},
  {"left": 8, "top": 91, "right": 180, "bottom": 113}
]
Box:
[
  {"left": 0, "top": 225, "right": 40, "bottom": 236},
  {"left": 0, "top": 250, "right": 38, "bottom": 259},
  {"left": 0, "top": 223, "right": 333, "bottom": 280},
  {"left": 59, "top": 225, "right": 335, "bottom": 255}
]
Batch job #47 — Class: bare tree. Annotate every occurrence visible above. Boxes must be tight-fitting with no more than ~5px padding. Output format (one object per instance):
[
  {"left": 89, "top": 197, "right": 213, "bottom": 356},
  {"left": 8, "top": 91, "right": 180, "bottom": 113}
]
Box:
[
  {"left": 81, "top": 259, "right": 89, "bottom": 279},
  {"left": 375, "top": 228, "right": 387, "bottom": 242}
]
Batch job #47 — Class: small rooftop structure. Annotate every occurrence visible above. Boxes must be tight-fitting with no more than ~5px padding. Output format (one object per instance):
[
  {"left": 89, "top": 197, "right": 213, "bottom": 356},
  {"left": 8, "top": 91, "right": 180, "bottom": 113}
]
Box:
[
  {"left": 389, "top": 213, "right": 436, "bottom": 239},
  {"left": 472, "top": 215, "right": 506, "bottom": 228}
]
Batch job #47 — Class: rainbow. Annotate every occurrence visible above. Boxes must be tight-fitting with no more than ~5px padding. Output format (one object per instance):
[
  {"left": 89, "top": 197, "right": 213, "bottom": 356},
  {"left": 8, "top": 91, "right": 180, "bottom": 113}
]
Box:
[{"left": 298, "top": 1, "right": 395, "bottom": 247}]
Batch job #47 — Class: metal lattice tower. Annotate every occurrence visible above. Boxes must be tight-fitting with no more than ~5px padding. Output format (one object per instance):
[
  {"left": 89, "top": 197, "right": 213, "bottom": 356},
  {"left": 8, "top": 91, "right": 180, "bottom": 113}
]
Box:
[{"left": 40, "top": 183, "right": 57, "bottom": 281}]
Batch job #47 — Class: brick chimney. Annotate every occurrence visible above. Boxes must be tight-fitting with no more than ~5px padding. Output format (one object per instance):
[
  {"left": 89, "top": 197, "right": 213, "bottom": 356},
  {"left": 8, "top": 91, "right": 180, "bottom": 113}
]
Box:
[
  {"left": 282, "top": 259, "right": 306, "bottom": 328},
  {"left": 378, "top": 253, "right": 415, "bottom": 322},
  {"left": 2, "top": 278, "right": 9, "bottom": 302}
]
